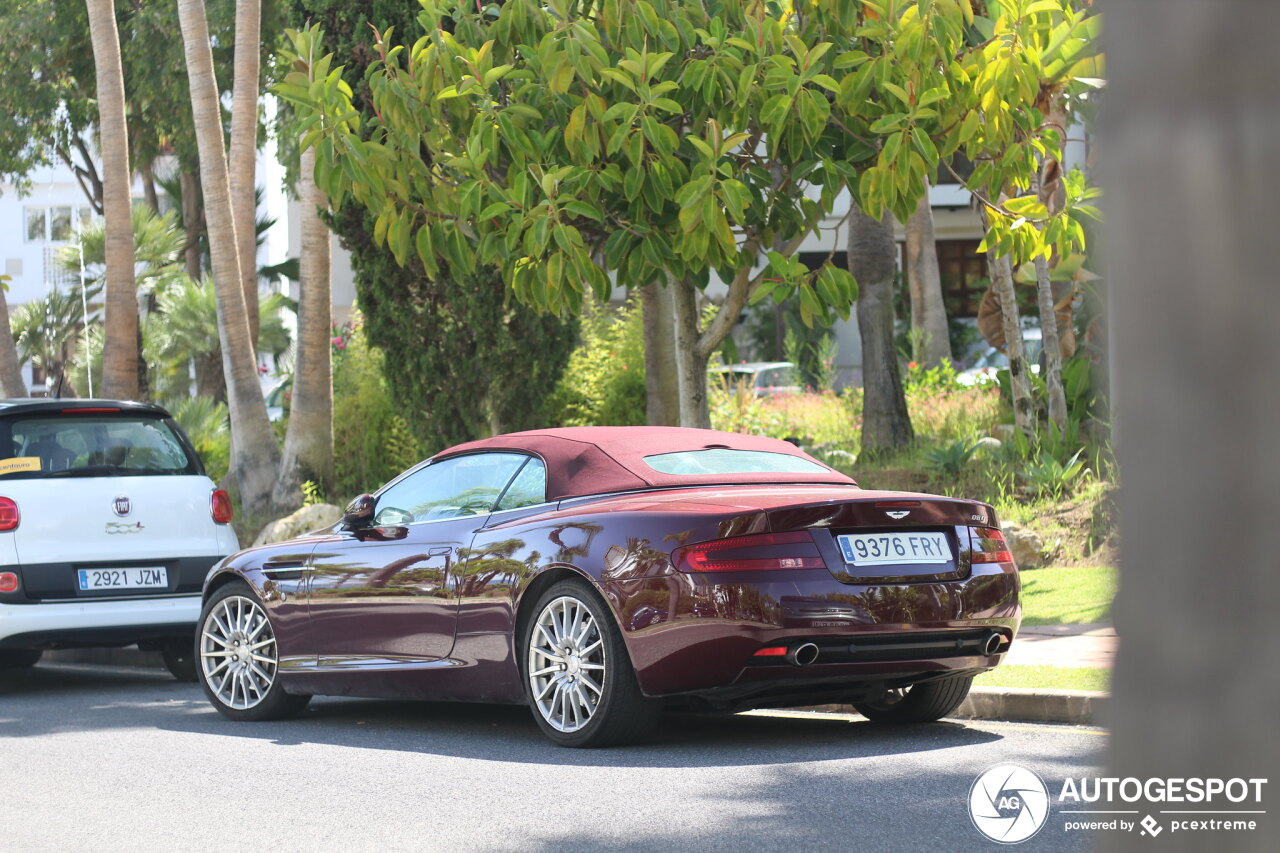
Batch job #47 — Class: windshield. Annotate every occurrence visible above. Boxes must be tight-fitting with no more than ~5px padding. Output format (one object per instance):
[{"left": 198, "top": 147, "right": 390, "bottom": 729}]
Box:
[
  {"left": 643, "top": 448, "right": 829, "bottom": 475},
  {"left": 0, "top": 413, "right": 201, "bottom": 479}
]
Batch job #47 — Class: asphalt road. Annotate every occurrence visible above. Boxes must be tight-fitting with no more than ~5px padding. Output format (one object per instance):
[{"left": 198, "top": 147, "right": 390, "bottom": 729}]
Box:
[{"left": 1, "top": 663, "right": 1105, "bottom": 853}]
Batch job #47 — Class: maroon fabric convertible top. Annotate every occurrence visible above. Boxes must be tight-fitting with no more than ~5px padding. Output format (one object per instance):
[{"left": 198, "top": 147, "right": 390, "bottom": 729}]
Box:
[{"left": 436, "top": 426, "right": 857, "bottom": 501}]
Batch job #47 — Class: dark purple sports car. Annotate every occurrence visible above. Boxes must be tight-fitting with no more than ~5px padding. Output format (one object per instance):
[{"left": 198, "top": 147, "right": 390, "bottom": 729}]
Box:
[{"left": 197, "top": 427, "right": 1020, "bottom": 747}]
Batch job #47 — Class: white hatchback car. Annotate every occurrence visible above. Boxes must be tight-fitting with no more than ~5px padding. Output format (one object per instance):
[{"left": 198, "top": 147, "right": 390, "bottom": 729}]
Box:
[{"left": 0, "top": 399, "right": 239, "bottom": 679}]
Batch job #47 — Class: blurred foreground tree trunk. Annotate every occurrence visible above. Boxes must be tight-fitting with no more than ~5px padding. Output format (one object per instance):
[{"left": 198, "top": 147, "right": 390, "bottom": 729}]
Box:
[{"left": 1103, "top": 3, "right": 1280, "bottom": 851}]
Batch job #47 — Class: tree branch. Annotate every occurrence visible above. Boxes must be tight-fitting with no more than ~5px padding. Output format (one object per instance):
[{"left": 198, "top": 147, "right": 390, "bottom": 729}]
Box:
[{"left": 696, "top": 226, "right": 810, "bottom": 360}]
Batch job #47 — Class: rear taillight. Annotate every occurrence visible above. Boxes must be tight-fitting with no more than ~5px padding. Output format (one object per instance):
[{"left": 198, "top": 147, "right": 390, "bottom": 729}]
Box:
[
  {"left": 211, "top": 489, "right": 234, "bottom": 524},
  {"left": 0, "top": 497, "right": 19, "bottom": 531},
  {"left": 672, "top": 531, "right": 826, "bottom": 573},
  {"left": 0, "top": 572, "right": 18, "bottom": 593},
  {"left": 969, "top": 526, "right": 1014, "bottom": 564}
]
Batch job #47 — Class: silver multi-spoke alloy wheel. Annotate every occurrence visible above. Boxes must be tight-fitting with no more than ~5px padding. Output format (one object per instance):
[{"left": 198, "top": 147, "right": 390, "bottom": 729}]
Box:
[
  {"left": 527, "top": 594, "right": 607, "bottom": 733},
  {"left": 200, "top": 595, "right": 279, "bottom": 711}
]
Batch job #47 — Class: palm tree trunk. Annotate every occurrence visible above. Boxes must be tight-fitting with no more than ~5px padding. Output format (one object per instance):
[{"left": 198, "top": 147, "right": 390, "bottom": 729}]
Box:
[
  {"left": 229, "top": 0, "right": 261, "bottom": 347},
  {"left": 176, "top": 0, "right": 282, "bottom": 519},
  {"left": 904, "top": 179, "right": 953, "bottom": 368},
  {"left": 850, "top": 205, "right": 912, "bottom": 456},
  {"left": 85, "top": 0, "right": 140, "bottom": 400},
  {"left": 642, "top": 282, "right": 680, "bottom": 426},
  {"left": 274, "top": 146, "right": 334, "bottom": 505},
  {"left": 180, "top": 164, "right": 204, "bottom": 280},
  {"left": 0, "top": 286, "right": 27, "bottom": 396}
]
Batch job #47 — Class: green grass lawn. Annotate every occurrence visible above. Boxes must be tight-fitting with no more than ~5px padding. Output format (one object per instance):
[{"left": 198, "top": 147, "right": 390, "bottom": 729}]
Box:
[
  {"left": 975, "top": 664, "right": 1110, "bottom": 692},
  {"left": 1019, "top": 565, "right": 1116, "bottom": 626}
]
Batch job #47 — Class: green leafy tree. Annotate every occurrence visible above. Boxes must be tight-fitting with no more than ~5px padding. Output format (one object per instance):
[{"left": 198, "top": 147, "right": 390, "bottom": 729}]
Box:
[
  {"left": 282, "top": 1, "right": 577, "bottom": 452},
  {"left": 283, "top": 0, "right": 1099, "bottom": 438}
]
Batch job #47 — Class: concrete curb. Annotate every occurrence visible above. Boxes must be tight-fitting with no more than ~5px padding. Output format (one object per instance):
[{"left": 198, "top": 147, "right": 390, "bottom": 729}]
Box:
[{"left": 952, "top": 686, "right": 1106, "bottom": 725}]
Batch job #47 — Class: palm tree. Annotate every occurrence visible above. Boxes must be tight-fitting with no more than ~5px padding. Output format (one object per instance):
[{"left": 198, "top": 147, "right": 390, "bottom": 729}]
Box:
[
  {"left": 0, "top": 276, "right": 28, "bottom": 397},
  {"left": 12, "top": 287, "right": 95, "bottom": 398},
  {"left": 176, "top": 0, "right": 282, "bottom": 517},
  {"left": 230, "top": 0, "right": 261, "bottom": 345},
  {"left": 84, "top": 0, "right": 139, "bottom": 399},
  {"left": 147, "top": 276, "right": 290, "bottom": 403},
  {"left": 904, "top": 178, "right": 953, "bottom": 369},
  {"left": 274, "top": 145, "right": 334, "bottom": 503}
]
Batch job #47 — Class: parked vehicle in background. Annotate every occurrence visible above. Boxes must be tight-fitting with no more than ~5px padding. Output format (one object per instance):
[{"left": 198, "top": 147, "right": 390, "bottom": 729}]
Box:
[
  {"left": 264, "top": 377, "right": 290, "bottom": 422},
  {"left": 709, "top": 361, "right": 802, "bottom": 395},
  {"left": 0, "top": 399, "right": 239, "bottom": 680},
  {"left": 196, "top": 426, "right": 1019, "bottom": 747},
  {"left": 957, "top": 328, "right": 1044, "bottom": 386}
]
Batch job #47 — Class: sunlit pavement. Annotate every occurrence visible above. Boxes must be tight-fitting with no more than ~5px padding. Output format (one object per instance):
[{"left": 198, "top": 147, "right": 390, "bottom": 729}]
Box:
[{"left": 2, "top": 663, "right": 1106, "bottom": 852}]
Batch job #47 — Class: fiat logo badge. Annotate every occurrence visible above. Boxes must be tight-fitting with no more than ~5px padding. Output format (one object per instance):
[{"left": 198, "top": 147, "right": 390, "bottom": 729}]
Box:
[{"left": 112, "top": 496, "right": 131, "bottom": 517}]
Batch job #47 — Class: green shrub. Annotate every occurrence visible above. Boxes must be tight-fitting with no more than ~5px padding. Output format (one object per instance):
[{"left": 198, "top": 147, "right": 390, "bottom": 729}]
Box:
[
  {"left": 168, "top": 396, "right": 230, "bottom": 483},
  {"left": 332, "top": 313, "right": 425, "bottom": 502},
  {"left": 547, "top": 295, "right": 647, "bottom": 427},
  {"left": 924, "top": 437, "right": 982, "bottom": 477}
]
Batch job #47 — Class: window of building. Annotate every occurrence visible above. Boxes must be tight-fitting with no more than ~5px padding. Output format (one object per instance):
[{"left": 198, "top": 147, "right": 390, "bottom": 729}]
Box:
[{"left": 23, "top": 206, "right": 95, "bottom": 244}]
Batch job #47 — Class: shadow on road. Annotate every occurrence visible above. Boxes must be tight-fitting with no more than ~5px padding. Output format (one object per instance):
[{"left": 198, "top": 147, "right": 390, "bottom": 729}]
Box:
[{"left": 1, "top": 662, "right": 1026, "bottom": 770}]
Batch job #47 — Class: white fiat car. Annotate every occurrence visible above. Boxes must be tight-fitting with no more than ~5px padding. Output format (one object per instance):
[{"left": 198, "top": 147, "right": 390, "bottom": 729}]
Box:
[{"left": 0, "top": 399, "right": 239, "bottom": 679}]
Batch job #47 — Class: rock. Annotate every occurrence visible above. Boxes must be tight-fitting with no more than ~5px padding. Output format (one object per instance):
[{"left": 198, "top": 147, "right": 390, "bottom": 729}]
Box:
[
  {"left": 974, "top": 436, "right": 1003, "bottom": 453},
  {"left": 253, "top": 503, "right": 342, "bottom": 547},
  {"left": 1000, "top": 521, "right": 1045, "bottom": 569},
  {"left": 992, "top": 424, "right": 1017, "bottom": 442}
]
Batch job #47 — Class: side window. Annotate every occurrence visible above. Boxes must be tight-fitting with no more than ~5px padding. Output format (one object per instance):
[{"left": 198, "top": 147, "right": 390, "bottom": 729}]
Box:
[
  {"left": 495, "top": 458, "right": 547, "bottom": 510},
  {"left": 374, "top": 453, "right": 527, "bottom": 525}
]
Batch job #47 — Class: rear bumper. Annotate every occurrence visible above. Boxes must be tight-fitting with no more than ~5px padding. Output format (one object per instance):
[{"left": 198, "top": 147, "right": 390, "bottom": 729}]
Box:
[
  {"left": 607, "top": 562, "right": 1020, "bottom": 696},
  {"left": 0, "top": 594, "right": 200, "bottom": 648}
]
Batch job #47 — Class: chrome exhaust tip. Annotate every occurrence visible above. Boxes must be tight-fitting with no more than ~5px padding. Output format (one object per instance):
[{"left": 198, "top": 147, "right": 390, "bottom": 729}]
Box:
[
  {"left": 984, "top": 632, "right": 1004, "bottom": 655},
  {"left": 787, "top": 642, "right": 820, "bottom": 667}
]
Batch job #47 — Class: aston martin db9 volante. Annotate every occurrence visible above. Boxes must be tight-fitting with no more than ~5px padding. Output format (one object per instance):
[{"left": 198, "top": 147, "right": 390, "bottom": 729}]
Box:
[{"left": 197, "top": 427, "right": 1019, "bottom": 747}]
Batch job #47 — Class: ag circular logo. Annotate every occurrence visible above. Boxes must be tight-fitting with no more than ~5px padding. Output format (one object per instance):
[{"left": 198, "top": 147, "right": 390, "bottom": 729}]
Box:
[{"left": 969, "top": 764, "right": 1051, "bottom": 844}]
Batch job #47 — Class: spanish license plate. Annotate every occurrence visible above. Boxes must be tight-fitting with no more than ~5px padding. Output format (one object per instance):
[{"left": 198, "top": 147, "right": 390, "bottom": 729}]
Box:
[
  {"left": 77, "top": 567, "right": 168, "bottom": 591},
  {"left": 837, "top": 532, "right": 952, "bottom": 566}
]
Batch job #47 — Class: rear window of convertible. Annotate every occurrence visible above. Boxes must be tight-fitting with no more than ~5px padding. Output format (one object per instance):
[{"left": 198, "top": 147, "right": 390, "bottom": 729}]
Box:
[
  {"left": 642, "top": 448, "right": 829, "bottom": 475},
  {"left": 0, "top": 413, "right": 200, "bottom": 479}
]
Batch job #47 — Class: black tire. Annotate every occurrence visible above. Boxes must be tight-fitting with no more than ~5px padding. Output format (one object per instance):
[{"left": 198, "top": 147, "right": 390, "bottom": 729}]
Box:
[
  {"left": 521, "top": 579, "right": 662, "bottom": 748},
  {"left": 161, "top": 638, "right": 198, "bottom": 682},
  {"left": 0, "top": 649, "right": 42, "bottom": 670},
  {"left": 198, "top": 581, "right": 310, "bottom": 721},
  {"left": 853, "top": 675, "right": 974, "bottom": 724}
]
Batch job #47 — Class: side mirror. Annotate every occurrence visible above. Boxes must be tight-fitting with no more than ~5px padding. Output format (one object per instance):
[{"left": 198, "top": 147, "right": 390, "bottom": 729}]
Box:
[{"left": 341, "top": 494, "right": 376, "bottom": 530}]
